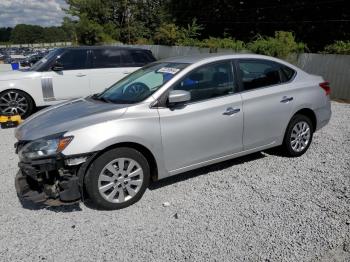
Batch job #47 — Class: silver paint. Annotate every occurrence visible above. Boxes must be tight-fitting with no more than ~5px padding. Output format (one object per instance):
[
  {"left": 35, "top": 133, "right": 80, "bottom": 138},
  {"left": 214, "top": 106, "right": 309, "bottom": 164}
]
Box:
[{"left": 15, "top": 54, "right": 332, "bottom": 180}]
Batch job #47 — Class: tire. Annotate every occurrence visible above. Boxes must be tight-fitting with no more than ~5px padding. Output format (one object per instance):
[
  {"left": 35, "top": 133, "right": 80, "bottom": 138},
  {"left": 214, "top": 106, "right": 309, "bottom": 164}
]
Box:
[
  {"left": 0, "top": 89, "right": 34, "bottom": 118},
  {"left": 84, "top": 147, "right": 150, "bottom": 210},
  {"left": 282, "top": 114, "right": 314, "bottom": 157}
]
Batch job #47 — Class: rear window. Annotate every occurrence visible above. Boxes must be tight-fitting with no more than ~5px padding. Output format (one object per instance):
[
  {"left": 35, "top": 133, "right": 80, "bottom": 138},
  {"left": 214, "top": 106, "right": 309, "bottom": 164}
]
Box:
[
  {"left": 123, "top": 50, "right": 156, "bottom": 67},
  {"left": 131, "top": 50, "right": 155, "bottom": 64},
  {"left": 281, "top": 66, "right": 296, "bottom": 82},
  {"left": 238, "top": 59, "right": 296, "bottom": 91},
  {"left": 91, "top": 49, "right": 155, "bottom": 68},
  {"left": 92, "top": 49, "right": 123, "bottom": 68}
]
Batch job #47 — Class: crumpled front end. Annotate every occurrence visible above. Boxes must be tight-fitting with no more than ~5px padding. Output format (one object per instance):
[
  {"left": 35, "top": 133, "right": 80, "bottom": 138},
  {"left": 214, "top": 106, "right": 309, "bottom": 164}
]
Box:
[{"left": 15, "top": 154, "right": 93, "bottom": 206}]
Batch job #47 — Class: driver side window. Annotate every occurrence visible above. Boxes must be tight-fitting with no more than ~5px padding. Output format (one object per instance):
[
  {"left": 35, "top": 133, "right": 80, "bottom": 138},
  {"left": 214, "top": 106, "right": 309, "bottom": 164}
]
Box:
[{"left": 173, "top": 61, "right": 235, "bottom": 102}]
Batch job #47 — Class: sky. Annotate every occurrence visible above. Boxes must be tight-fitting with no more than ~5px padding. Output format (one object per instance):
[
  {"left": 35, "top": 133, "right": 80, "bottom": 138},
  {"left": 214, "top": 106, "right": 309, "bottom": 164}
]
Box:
[{"left": 0, "top": 0, "right": 68, "bottom": 28}]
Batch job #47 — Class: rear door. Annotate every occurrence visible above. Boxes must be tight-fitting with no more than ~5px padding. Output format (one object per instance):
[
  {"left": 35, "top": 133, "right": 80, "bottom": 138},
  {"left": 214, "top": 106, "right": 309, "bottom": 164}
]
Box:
[
  {"left": 89, "top": 49, "right": 139, "bottom": 94},
  {"left": 42, "top": 49, "right": 90, "bottom": 100},
  {"left": 237, "top": 59, "right": 296, "bottom": 150},
  {"left": 158, "top": 60, "right": 243, "bottom": 173}
]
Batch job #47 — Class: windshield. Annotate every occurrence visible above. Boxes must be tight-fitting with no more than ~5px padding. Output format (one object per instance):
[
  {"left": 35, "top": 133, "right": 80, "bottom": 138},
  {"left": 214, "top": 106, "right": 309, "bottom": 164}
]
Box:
[
  {"left": 96, "top": 62, "right": 189, "bottom": 104},
  {"left": 30, "top": 49, "right": 61, "bottom": 71}
]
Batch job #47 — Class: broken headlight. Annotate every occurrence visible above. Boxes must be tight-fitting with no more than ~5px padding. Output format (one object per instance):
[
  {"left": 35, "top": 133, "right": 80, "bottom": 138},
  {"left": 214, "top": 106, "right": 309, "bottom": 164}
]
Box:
[{"left": 19, "top": 136, "right": 73, "bottom": 160}]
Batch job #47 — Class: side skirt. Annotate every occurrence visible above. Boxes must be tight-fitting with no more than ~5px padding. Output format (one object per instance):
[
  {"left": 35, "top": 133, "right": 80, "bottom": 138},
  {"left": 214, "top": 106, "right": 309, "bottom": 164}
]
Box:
[{"left": 167, "top": 141, "right": 279, "bottom": 177}]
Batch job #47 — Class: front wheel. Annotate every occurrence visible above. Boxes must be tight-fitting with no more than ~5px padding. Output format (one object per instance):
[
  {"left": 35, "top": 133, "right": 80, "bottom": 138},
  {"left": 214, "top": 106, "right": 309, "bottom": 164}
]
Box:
[
  {"left": 282, "top": 114, "right": 314, "bottom": 157},
  {"left": 0, "top": 90, "right": 34, "bottom": 118},
  {"left": 84, "top": 147, "right": 150, "bottom": 210}
]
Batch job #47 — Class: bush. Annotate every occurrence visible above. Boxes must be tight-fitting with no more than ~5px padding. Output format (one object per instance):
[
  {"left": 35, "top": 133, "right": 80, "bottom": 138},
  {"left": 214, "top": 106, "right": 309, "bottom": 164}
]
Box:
[
  {"left": 197, "top": 37, "right": 246, "bottom": 51},
  {"left": 247, "top": 31, "right": 306, "bottom": 59},
  {"left": 134, "top": 38, "right": 154, "bottom": 45},
  {"left": 323, "top": 41, "right": 350, "bottom": 55},
  {"left": 154, "top": 23, "right": 184, "bottom": 45}
]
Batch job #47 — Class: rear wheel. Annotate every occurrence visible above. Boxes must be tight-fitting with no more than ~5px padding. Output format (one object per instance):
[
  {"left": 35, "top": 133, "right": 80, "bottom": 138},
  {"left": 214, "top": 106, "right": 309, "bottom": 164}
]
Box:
[
  {"left": 282, "top": 114, "right": 314, "bottom": 157},
  {"left": 84, "top": 147, "right": 150, "bottom": 210},
  {"left": 0, "top": 90, "right": 34, "bottom": 118}
]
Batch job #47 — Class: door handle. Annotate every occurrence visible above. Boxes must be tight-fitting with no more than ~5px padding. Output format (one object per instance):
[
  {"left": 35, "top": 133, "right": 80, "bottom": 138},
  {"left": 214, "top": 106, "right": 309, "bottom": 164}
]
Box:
[
  {"left": 223, "top": 107, "right": 240, "bottom": 115},
  {"left": 123, "top": 71, "right": 131, "bottom": 74},
  {"left": 280, "top": 96, "right": 293, "bottom": 103},
  {"left": 76, "top": 73, "right": 86, "bottom": 77}
]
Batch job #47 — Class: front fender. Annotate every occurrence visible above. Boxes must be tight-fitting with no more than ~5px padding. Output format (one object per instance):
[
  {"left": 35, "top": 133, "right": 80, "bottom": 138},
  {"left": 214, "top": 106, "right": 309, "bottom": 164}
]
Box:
[
  {"left": 63, "top": 110, "right": 168, "bottom": 179},
  {"left": 0, "top": 77, "right": 44, "bottom": 106}
]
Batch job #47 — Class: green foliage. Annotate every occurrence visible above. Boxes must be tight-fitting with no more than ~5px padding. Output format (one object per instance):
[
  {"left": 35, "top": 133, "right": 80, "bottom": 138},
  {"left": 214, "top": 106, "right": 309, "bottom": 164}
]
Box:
[
  {"left": 181, "top": 18, "right": 203, "bottom": 39},
  {"left": 247, "top": 31, "right": 306, "bottom": 59},
  {"left": 154, "top": 19, "right": 204, "bottom": 46},
  {"left": 4, "top": 24, "right": 70, "bottom": 44},
  {"left": 65, "top": 0, "right": 168, "bottom": 44},
  {"left": 0, "top": 27, "right": 12, "bottom": 42},
  {"left": 74, "top": 15, "right": 106, "bottom": 45},
  {"left": 134, "top": 38, "right": 154, "bottom": 45},
  {"left": 62, "top": 17, "right": 78, "bottom": 44},
  {"left": 154, "top": 23, "right": 183, "bottom": 45},
  {"left": 323, "top": 41, "right": 350, "bottom": 55},
  {"left": 197, "top": 37, "right": 246, "bottom": 51},
  {"left": 10, "top": 24, "right": 44, "bottom": 44}
]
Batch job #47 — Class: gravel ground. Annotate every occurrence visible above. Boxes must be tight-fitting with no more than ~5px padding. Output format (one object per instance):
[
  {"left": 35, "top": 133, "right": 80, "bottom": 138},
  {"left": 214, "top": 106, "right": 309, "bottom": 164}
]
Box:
[{"left": 0, "top": 101, "right": 349, "bottom": 262}]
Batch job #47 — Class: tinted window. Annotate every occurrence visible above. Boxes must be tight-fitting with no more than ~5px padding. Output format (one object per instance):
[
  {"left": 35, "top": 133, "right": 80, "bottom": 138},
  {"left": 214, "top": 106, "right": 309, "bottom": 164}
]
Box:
[
  {"left": 130, "top": 50, "right": 154, "bottom": 64},
  {"left": 281, "top": 66, "right": 295, "bottom": 82},
  {"left": 238, "top": 60, "right": 282, "bottom": 90},
  {"left": 173, "top": 61, "right": 235, "bottom": 102},
  {"left": 122, "top": 50, "right": 155, "bottom": 67},
  {"left": 238, "top": 60, "right": 296, "bottom": 90},
  {"left": 92, "top": 49, "right": 123, "bottom": 68},
  {"left": 56, "top": 49, "right": 88, "bottom": 70}
]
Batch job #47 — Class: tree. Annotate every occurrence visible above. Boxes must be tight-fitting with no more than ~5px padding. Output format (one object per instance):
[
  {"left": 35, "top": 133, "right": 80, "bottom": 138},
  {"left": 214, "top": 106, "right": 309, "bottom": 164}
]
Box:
[
  {"left": 10, "top": 24, "right": 44, "bottom": 44},
  {"left": 168, "top": 0, "right": 350, "bottom": 51},
  {"left": 0, "top": 27, "right": 12, "bottom": 42},
  {"left": 64, "top": 0, "right": 168, "bottom": 44}
]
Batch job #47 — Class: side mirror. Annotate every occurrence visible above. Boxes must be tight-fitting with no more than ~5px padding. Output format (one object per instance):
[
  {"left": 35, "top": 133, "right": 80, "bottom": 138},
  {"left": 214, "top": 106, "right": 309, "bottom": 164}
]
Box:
[
  {"left": 51, "top": 61, "right": 63, "bottom": 71},
  {"left": 168, "top": 90, "right": 191, "bottom": 106}
]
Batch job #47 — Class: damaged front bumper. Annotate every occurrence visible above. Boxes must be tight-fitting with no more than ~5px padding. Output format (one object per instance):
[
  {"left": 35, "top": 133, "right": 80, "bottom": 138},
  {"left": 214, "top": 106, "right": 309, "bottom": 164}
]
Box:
[{"left": 15, "top": 154, "right": 95, "bottom": 206}]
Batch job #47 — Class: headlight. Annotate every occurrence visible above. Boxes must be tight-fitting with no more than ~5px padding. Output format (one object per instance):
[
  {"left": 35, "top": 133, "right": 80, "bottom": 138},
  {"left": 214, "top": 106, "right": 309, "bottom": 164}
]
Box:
[{"left": 19, "top": 136, "right": 73, "bottom": 160}]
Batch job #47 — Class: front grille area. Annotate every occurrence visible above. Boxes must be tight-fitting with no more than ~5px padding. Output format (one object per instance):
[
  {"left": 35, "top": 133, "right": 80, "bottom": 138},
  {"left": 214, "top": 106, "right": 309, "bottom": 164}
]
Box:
[{"left": 15, "top": 140, "right": 29, "bottom": 154}]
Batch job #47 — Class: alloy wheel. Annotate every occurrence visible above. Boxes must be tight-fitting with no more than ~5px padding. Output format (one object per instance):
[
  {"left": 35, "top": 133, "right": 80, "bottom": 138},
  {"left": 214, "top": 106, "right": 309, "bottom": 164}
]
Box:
[
  {"left": 0, "top": 91, "right": 29, "bottom": 116},
  {"left": 290, "top": 121, "right": 311, "bottom": 152},
  {"left": 98, "top": 158, "right": 144, "bottom": 203}
]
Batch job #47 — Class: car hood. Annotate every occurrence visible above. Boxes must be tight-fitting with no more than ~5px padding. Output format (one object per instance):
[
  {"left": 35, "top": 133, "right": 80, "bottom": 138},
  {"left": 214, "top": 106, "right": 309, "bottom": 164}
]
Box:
[
  {"left": 15, "top": 98, "right": 129, "bottom": 141},
  {"left": 0, "top": 70, "right": 40, "bottom": 81}
]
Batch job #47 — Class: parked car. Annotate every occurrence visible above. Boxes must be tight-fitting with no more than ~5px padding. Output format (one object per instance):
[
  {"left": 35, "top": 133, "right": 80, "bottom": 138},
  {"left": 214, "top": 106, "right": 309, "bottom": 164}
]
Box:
[
  {"left": 14, "top": 54, "right": 331, "bottom": 210},
  {"left": 20, "top": 53, "right": 46, "bottom": 68},
  {"left": 0, "top": 46, "right": 156, "bottom": 117}
]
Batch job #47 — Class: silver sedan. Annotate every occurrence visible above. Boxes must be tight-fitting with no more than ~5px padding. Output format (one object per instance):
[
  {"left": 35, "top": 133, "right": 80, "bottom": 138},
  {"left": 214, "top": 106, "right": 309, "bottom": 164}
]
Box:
[{"left": 15, "top": 54, "right": 331, "bottom": 210}]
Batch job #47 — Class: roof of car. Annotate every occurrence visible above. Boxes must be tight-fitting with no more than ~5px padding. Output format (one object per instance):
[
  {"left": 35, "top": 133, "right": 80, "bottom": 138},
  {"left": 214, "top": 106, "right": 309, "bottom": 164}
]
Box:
[{"left": 159, "top": 53, "right": 285, "bottom": 64}]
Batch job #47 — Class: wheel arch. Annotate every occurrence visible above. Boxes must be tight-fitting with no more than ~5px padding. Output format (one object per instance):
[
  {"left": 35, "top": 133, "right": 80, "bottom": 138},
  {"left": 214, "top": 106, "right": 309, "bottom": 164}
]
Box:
[
  {"left": 85, "top": 142, "right": 159, "bottom": 182},
  {"left": 292, "top": 108, "right": 317, "bottom": 132},
  {"left": 0, "top": 88, "right": 37, "bottom": 108}
]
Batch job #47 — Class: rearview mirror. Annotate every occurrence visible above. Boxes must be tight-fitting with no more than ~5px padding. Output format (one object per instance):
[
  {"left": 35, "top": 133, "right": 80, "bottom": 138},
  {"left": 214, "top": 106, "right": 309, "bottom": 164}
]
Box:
[
  {"left": 51, "top": 61, "right": 63, "bottom": 71},
  {"left": 168, "top": 90, "right": 191, "bottom": 105}
]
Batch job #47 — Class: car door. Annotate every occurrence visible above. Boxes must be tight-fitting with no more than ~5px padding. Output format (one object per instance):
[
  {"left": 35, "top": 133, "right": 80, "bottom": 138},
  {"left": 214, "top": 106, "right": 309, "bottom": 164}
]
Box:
[
  {"left": 89, "top": 49, "right": 139, "bottom": 95},
  {"left": 42, "top": 49, "right": 90, "bottom": 101},
  {"left": 237, "top": 59, "right": 296, "bottom": 150},
  {"left": 158, "top": 60, "right": 243, "bottom": 173}
]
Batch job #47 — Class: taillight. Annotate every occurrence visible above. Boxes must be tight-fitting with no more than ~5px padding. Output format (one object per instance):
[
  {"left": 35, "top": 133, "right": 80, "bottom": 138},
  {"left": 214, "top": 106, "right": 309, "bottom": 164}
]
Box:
[{"left": 319, "top": 82, "right": 331, "bottom": 96}]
